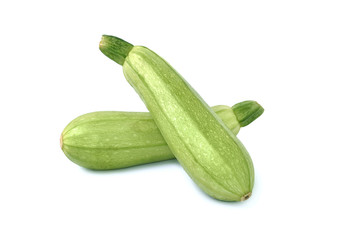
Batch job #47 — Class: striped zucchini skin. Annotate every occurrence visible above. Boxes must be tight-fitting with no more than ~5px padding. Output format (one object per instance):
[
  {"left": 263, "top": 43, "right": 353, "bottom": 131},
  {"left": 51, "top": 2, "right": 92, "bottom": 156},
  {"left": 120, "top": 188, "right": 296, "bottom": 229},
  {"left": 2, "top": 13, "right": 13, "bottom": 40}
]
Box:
[
  {"left": 61, "top": 102, "right": 263, "bottom": 170},
  {"left": 100, "top": 36, "right": 256, "bottom": 201}
]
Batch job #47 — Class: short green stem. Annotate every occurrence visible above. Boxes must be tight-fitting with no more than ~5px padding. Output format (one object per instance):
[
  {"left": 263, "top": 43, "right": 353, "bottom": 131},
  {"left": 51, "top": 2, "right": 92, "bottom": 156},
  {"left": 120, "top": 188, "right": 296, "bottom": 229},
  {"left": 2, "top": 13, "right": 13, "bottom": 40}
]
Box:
[
  {"left": 99, "top": 35, "right": 133, "bottom": 65},
  {"left": 232, "top": 101, "right": 264, "bottom": 127}
]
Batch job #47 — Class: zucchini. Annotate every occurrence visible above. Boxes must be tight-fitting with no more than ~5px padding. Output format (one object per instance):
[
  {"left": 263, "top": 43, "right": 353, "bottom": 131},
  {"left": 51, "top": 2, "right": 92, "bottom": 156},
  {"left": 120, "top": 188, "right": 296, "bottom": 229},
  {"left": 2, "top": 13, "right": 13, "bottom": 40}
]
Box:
[
  {"left": 99, "top": 35, "right": 258, "bottom": 201},
  {"left": 61, "top": 101, "right": 263, "bottom": 170}
]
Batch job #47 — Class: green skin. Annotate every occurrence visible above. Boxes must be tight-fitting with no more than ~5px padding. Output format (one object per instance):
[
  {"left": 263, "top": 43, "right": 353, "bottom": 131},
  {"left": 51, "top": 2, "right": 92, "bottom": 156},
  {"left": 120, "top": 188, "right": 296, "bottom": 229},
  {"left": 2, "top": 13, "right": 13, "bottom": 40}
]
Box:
[
  {"left": 61, "top": 101, "right": 263, "bottom": 171},
  {"left": 99, "top": 36, "right": 258, "bottom": 201}
]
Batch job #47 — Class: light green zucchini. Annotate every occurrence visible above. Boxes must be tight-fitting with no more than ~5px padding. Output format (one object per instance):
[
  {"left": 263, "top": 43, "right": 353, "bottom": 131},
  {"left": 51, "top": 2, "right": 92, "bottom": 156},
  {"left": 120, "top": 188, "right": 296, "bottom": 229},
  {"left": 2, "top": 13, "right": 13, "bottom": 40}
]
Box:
[
  {"left": 61, "top": 101, "right": 263, "bottom": 170},
  {"left": 99, "top": 35, "right": 259, "bottom": 201}
]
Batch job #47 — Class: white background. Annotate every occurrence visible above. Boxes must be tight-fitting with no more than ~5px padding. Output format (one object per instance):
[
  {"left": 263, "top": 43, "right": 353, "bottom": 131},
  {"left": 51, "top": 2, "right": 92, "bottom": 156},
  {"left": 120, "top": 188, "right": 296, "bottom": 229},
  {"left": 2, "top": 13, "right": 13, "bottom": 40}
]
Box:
[{"left": 1, "top": 0, "right": 361, "bottom": 239}]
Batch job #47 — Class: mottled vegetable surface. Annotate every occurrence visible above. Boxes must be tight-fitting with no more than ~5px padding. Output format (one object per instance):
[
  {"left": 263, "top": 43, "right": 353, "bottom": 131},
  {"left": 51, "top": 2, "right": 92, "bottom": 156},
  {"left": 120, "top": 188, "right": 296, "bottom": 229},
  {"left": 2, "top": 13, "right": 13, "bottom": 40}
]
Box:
[
  {"left": 61, "top": 101, "right": 263, "bottom": 170},
  {"left": 99, "top": 35, "right": 257, "bottom": 201}
]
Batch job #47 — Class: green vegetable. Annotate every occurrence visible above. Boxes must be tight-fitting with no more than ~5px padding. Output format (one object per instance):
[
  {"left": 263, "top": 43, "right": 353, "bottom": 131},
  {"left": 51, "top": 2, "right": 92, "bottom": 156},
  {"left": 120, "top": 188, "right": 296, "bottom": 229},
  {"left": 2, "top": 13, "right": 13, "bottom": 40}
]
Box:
[
  {"left": 99, "top": 35, "right": 258, "bottom": 201},
  {"left": 61, "top": 101, "right": 263, "bottom": 170}
]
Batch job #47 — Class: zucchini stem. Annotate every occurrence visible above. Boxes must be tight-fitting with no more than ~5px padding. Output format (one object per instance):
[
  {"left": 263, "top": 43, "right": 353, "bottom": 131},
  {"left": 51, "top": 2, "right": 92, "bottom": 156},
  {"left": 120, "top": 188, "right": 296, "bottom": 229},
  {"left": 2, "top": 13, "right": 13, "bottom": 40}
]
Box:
[
  {"left": 99, "top": 35, "right": 133, "bottom": 65},
  {"left": 232, "top": 101, "right": 264, "bottom": 127}
]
